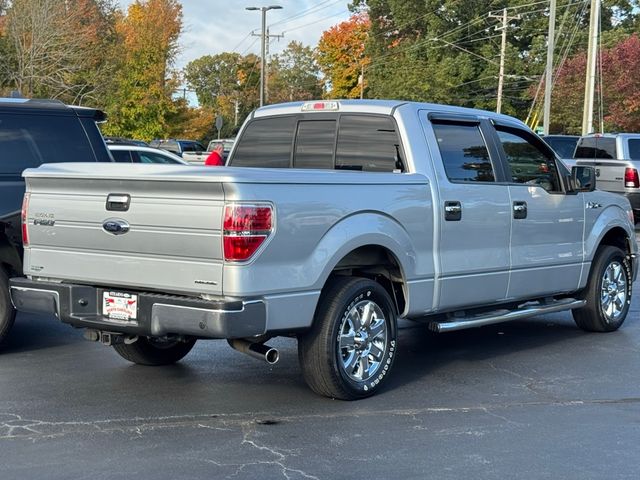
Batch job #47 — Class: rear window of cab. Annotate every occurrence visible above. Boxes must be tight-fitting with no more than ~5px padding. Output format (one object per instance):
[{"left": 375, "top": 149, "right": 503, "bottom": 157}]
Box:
[{"left": 230, "top": 114, "right": 404, "bottom": 172}]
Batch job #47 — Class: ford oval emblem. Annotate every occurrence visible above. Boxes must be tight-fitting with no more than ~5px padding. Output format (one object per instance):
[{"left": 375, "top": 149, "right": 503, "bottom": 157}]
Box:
[{"left": 102, "top": 219, "right": 130, "bottom": 235}]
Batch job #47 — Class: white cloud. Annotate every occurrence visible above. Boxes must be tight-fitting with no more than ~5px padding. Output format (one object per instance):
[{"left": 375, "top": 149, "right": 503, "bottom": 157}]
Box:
[{"left": 119, "top": 0, "right": 352, "bottom": 69}]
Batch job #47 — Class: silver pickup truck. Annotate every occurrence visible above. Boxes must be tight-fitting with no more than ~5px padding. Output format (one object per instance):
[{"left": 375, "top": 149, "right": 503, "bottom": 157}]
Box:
[{"left": 10, "top": 100, "right": 638, "bottom": 400}]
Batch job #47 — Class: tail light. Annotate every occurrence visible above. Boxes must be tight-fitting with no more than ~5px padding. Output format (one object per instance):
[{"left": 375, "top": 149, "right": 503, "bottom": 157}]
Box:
[
  {"left": 223, "top": 203, "right": 273, "bottom": 261},
  {"left": 624, "top": 168, "right": 639, "bottom": 188},
  {"left": 21, "top": 193, "right": 30, "bottom": 246}
]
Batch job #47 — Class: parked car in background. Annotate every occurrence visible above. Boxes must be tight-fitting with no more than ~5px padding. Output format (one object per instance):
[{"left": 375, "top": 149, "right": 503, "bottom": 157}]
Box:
[
  {"left": 541, "top": 134, "right": 580, "bottom": 159},
  {"left": 573, "top": 133, "right": 640, "bottom": 223},
  {"left": 104, "top": 136, "right": 149, "bottom": 147},
  {"left": 205, "top": 139, "right": 235, "bottom": 164},
  {"left": 108, "top": 145, "right": 189, "bottom": 165},
  {"left": 149, "top": 139, "right": 208, "bottom": 164},
  {"left": 0, "top": 97, "right": 113, "bottom": 347}
]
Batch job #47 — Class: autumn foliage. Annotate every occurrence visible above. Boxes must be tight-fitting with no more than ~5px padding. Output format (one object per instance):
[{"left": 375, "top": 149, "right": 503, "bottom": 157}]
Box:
[
  {"left": 551, "top": 34, "right": 640, "bottom": 133},
  {"left": 316, "top": 13, "right": 370, "bottom": 99}
]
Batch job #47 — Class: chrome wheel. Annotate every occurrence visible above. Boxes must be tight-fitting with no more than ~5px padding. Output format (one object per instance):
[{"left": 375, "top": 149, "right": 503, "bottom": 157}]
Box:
[
  {"left": 338, "top": 300, "right": 388, "bottom": 382},
  {"left": 600, "top": 261, "right": 627, "bottom": 322}
]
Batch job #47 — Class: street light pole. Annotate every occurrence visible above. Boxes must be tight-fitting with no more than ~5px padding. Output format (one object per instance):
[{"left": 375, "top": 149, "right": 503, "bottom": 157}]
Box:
[{"left": 246, "top": 5, "right": 282, "bottom": 107}]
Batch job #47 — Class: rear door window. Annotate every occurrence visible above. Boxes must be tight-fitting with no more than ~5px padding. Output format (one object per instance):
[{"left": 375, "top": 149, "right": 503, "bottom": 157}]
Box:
[
  {"left": 110, "top": 150, "right": 133, "bottom": 163},
  {"left": 628, "top": 139, "right": 640, "bottom": 160},
  {"left": 432, "top": 122, "right": 495, "bottom": 182},
  {"left": 136, "top": 151, "right": 182, "bottom": 164},
  {"left": 0, "top": 113, "right": 96, "bottom": 175}
]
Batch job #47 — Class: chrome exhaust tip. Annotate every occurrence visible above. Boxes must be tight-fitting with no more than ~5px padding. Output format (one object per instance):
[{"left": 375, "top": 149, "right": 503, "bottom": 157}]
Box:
[{"left": 227, "top": 339, "right": 279, "bottom": 365}]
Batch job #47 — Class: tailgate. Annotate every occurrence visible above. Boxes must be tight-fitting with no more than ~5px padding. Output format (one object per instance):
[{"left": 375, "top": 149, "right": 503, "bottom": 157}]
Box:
[
  {"left": 23, "top": 164, "right": 225, "bottom": 295},
  {"left": 576, "top": 158, "right": 630, "bottom": 194}
]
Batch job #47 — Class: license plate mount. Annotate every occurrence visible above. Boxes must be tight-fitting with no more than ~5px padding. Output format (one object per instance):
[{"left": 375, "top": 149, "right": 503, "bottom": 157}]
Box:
[{"left": 103, "top": 291, "right": 138, "bottom": 321}]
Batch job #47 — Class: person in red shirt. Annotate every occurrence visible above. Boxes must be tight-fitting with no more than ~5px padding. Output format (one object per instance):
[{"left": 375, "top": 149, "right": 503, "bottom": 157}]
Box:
[{"left": 204, "top": 143, "right": 225, "bottom": 166}]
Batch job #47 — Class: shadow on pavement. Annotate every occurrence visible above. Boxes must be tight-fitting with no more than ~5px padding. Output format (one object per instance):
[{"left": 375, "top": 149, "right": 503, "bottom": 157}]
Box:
[{"left": 1, "top": 312, "right": 83, "bottom": 354}]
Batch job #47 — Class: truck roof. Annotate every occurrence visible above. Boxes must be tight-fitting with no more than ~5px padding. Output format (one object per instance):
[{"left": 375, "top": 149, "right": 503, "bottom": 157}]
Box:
[
  {"left": 253, "top": 99, "right": 527, "bottom": 129},
  {"left": 579, "top": 133, "right": 640, "bottom": 139}
]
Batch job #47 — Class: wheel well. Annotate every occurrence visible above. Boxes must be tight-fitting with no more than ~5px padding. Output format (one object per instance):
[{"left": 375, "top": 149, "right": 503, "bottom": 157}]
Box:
[
  {"left": 599, "top": 227, "right": 631, "bottom": 254},
  {"left": 330, "top": 245, "right": 406, "bottom": 315}
]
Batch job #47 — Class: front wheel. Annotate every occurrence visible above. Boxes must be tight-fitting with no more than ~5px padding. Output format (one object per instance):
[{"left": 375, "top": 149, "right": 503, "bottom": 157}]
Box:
[
  {"left": 298, "top": 277, "right": 398, "bottom": 400},
  {"left": 0, "top": 268, "right": 16, "bottom": 349},
  {"left": 113, "top": 337, "right": 196, "bottom": 365},
  {"left": 573, "top": 246, "right": 632, "bottom": 332}
]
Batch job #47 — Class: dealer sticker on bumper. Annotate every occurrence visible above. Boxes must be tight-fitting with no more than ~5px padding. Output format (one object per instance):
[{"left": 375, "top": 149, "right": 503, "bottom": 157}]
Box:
[{"left": 103, "top": 291, "right": 138, "bottom": 321}]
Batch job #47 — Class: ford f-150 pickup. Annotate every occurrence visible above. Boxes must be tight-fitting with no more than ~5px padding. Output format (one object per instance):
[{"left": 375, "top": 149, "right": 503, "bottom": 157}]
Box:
[{"left": 9, "top": 100, "right": 638, "bottom": 399}]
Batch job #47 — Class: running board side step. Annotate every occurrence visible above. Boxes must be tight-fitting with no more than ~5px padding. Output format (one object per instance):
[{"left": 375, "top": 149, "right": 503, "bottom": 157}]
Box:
[{"left": 429, "top": 298, "right": 586, "bottom": 333}]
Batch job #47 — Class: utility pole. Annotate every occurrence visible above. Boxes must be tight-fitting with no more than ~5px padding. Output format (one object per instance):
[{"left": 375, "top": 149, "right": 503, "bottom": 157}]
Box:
[
  {"left": 246, "top": 5, "right": 283, "bottom": 107},
  {"left": 234, "top": 99, "right": 239, "bottom": 127},
  {"left": 262, "top": 27, "right": 284, "bottom": 103},
  {"left": 489, "top": 8, "right": 521, "bottom": 114},
  {"left": 543, "top": 0, "right": 557, "bottom": 135},
  {"left": 582, "top": 0, "right": 600, "bottom": 135}
]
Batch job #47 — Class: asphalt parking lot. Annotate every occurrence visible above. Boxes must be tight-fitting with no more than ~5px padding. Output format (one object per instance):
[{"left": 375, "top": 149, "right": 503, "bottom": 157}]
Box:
[{"left": 1, "top": 233, "right": 639, "bottom": 480}]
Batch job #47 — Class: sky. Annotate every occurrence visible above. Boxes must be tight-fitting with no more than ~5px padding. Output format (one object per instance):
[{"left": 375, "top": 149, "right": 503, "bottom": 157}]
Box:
[{"left": 119, "top": 0, "right": 353, "bottom": 70}]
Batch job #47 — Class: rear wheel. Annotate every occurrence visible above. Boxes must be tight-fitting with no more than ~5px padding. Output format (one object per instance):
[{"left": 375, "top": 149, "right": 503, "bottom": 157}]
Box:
[
  {"left": 0, "top": 267, "right": 16, "bottom": 349},
  {"left": 113, "top": 337, "right": 196, "bottom": 365},
  {"left": 573, "top": 246, "right": 631, "bottom": 332},
  {"left": 298, "top": 277, "right": 398, "bottom": 400}
]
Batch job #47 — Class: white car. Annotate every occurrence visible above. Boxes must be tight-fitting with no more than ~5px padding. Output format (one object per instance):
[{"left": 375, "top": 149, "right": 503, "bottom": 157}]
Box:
[{"left": 108, "top": 145, "right": 190, "bottom": 165}]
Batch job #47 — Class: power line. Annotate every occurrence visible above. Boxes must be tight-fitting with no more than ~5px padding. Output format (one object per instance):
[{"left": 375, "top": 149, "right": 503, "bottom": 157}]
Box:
[
  {"left": 269, "top": 0, "right": 343, "bottom": 28},
  {"left": 283, "top": 8, "right": 351, "bottom": 34}
]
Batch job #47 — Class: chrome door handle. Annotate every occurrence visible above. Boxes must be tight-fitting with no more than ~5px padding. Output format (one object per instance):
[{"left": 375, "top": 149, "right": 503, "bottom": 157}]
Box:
[
  {"left": 586, "top": 201, "right": 602, "bottom": 209},
  {"left": 444, "top": 201, "right": 462, "bottom": 221},
  {"left": 513, "top": 201, "right": 527, "bottom": 219}
]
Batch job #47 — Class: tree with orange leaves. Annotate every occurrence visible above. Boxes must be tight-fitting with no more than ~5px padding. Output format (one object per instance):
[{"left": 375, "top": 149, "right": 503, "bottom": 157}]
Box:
[
  {"left": 316, "top": 13, "right": 370, "bottom": 99},
  {"left": 102, "top": 0, "right": 182, "bottom": 140}
]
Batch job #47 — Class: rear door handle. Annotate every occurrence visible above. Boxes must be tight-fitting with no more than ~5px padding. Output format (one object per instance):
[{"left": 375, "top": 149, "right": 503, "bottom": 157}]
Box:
[
  {"left": 444, "top": 201, "right": 462, "bottom": 221},
  {"left": 513, "top": 201, "right": 527, "bottom": 219}
]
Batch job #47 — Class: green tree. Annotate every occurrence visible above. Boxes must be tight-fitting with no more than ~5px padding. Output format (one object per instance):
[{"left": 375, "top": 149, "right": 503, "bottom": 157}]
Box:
[
  {"left": 350, "top": 0, "right": 639, "bottom": 120},
  {"left": 268, "top": 41, "right": 322, "bottom": 103},
  {"left": 184, "top": 52, "right": 260, "bottom": 138}
]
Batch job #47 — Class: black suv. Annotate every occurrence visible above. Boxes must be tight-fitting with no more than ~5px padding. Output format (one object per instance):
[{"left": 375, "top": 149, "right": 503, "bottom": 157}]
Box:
[{"left": 0, "top": 98, "right": 113, "bottom": 347}]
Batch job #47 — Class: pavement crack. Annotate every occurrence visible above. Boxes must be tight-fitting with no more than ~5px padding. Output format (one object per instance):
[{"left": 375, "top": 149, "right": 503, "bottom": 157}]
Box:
[
  {"left": 2, "top": 397, "right": 639, "bottom": 441},
  {"left": 239, "top": 421, "right": 319, "bottom": 480}
]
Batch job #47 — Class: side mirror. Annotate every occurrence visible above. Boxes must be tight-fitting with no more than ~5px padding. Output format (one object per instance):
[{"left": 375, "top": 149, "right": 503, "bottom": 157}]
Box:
[{"left": 570, "top": 165, "right": 596, "bottom": 192}]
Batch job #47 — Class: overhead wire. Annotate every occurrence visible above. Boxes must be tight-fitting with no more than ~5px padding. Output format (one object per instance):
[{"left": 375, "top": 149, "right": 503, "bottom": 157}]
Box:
[{"left": 269, "top": 0, "right": 343, "bottom": 28}]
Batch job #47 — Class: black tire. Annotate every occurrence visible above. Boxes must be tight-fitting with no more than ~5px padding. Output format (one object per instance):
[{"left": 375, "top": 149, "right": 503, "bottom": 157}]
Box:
[
  {"left": 573, "top": 245, "right": 632, "bottom": 332},
  {"left": 0, "top": 267, "right": 17, "bottom": 350},
  {"left": 298, "top": 277, "right": 398, "bottom": 400},
  {"left": 113, "top": 337, "right": 196, "bottom": 366}
]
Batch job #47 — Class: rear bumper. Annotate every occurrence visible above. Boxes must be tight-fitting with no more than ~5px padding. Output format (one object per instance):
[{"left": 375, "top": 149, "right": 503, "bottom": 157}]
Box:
[{"left": 9, "top": 277, "right": 266, "bottom": 339}]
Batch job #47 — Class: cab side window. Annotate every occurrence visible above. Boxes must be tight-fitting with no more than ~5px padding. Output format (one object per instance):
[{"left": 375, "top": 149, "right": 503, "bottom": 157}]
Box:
[
  {"left": 432, "top": 122, "right": 496, "bottom": 182},
  {"left": 496, "top": 127, "right": 561, "bottom": 192}
]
